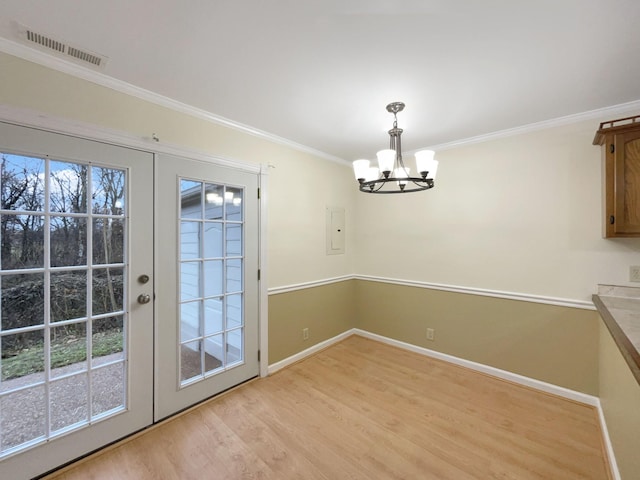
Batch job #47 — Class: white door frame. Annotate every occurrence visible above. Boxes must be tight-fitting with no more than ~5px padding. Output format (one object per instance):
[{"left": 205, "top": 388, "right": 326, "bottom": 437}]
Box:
[
  {"left": 153, "top": 153, "right": 261, "bottom": 420},
  {"left": 0, "top": 106, "right": 270, "bottom": 474},
  {"left": 0, "top": 106, "right": 269, "bottom": 379}
]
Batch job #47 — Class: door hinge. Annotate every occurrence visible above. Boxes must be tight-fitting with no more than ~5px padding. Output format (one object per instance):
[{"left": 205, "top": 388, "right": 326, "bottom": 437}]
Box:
[
  {"left": 258, "top": 269, "right": 261, "bottom": 281},
  {"left": 257, "top": 350, "right": 261, "bottom": 362},
  {"left": 257, "top": 187, "right": 261, "bottom": 199},
  {"left": 610, "top": 215, "right": 615, "bottom": 225},
  {"left": 609, "top": 144, "right": 615, "bottom": 154}
]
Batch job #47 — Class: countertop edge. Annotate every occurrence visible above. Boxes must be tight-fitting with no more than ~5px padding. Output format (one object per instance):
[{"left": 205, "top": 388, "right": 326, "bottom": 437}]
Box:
[{"left": 593, "top": 294, "right": 640, "bottom": 386}]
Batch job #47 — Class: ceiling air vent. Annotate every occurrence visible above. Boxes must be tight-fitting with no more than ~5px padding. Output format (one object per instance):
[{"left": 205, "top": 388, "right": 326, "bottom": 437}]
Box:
[
  {"left": 26, "top": 30, "right": 65, "bottom": 53},
  {"left": 67, "top": 46, "right": 103, "bottom": 67},
  {"left": 14, "top": 22, "right": 108, "bottom": 70}
]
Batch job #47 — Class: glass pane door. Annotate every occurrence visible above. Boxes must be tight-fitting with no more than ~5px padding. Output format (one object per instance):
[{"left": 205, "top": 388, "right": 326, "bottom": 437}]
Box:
[
  {"left": 179, "top": 180, "right": 245, "bottom": 384},
  {"left": 154, "top": 155, "right": 259, "bottom": 421},
  {"left": 0, "top": 155, "right": 127, "bottom": 456},
  {"left": 0, "top": 122, "right": 153, "bottom": 480}
]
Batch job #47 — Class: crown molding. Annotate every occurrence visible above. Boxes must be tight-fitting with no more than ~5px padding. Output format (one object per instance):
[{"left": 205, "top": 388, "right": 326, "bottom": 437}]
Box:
[
  {"left": 421, "top": 99, "right": 640, "bottom": 152},
  {"left": 4, "top": 36, "right": 639, "bottom": 162},
  {"left": 0, "top": 37, "right": 349, "bottom": 166}
]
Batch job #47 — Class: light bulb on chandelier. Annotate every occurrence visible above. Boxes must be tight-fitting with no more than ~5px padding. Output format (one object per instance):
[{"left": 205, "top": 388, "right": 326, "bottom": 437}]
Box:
[{"left": 353, "top": 102, "right": 438, "bottom": 194}]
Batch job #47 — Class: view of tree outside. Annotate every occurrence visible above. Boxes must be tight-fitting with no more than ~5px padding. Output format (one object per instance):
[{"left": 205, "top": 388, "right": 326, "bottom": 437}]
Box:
[{"left": 0, "top": 152, "right": 125, "bottom": 383}]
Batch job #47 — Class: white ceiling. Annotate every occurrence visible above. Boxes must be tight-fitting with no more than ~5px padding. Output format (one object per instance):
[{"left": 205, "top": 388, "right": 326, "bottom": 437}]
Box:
[{"left": 1, "top": 0, "right": 640, "bottom": 162}]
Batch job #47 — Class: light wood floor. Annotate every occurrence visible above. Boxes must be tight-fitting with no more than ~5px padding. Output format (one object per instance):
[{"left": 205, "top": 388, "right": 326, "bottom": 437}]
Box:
[{"left": 45, "top": 335, "right": 611, "bottom": 480}]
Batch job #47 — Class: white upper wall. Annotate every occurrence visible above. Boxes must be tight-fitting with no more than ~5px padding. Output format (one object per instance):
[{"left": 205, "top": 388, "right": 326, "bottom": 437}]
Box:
[
  {"left": 0, "top": 52, "right": 356, "bottom": 288},
  {"left": 354, "top": 118, "right": 640, "bottom": 302},
  {"left": 2, "top": 51, "right": 640, "bottom": 302}
]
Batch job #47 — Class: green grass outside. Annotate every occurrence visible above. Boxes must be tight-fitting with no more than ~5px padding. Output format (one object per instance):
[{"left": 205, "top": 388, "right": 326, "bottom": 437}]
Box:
[{"left": 1, "top": 330, "right": 123, "bottom": 381}]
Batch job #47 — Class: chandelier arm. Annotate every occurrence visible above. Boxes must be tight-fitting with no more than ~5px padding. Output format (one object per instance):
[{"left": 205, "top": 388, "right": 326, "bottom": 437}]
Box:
[
  {"left": 359, "top": 176, "right": 434, "bottom": 193},
  {"left": 361, "top": 184, "right": 430, "bottom": 194},
  {"left": 370, "top": 180, "right": 387, "bottom": 193},
  {"left": 409, "top": 178, "right": 434, "bottom": 189}
]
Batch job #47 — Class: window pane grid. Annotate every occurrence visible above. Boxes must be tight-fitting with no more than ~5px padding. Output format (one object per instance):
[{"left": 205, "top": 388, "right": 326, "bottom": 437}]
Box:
[
  {"left": 178, "top": 179, "right": 245, "bottom": 385},
  {"left": 0, "top": 153, "right": 128, "bottom": 457},
  {"left": 0, "top": 311, "right": 128, "bottom": 336}
]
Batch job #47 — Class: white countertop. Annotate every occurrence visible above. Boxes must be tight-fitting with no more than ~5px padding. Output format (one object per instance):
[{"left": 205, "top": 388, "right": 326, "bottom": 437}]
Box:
[{"left": 597, "top": 285, "right": 640, "bottom": 354}]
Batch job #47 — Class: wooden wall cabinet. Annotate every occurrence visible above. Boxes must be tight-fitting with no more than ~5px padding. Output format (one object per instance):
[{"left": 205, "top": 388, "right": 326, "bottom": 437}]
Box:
[{"left": 593, "top": 115, "right": 640, "bottom": 237}]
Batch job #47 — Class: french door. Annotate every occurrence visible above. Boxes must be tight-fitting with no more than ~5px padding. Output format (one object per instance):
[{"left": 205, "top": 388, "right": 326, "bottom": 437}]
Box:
[
  {"left": 0, "top": 125, "right": 260, "bottom": 479},
  {"left": 154, "top": 154, "right": 260, "bottom": 420},
  {"left": 0, "top": 122, "right": 154, "bottom": 479}
]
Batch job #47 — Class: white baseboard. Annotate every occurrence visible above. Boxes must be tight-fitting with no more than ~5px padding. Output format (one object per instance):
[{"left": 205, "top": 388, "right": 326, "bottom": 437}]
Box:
[
  {"left": 596, "top": 403, "right": 621, "bottom": 480},
  {"left": 268, "top": 328, "right": 619, "bottom": 480},
  {"left": 352, "top": 329, "right": 600, "bottom": 406},
  {"left": 267, "top": 329, "right": 354, "bottom": 374}
]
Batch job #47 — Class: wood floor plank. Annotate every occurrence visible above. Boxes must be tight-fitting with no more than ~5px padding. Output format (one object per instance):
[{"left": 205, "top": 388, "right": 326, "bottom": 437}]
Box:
[
  {"left": 316, "top": 339, "right": 608, "bottom": 479},
  {"left": 286, "top": 352, "right": 490, "bottom": 478},
  {"left": 44, "top": 335, "right": 611, "bottom": 480},
  {"left": 234, "top": 383, "right": 375, "bottom": 480},
  {"left": 213, "top": 394, "right": 329, "bottom": 479}
]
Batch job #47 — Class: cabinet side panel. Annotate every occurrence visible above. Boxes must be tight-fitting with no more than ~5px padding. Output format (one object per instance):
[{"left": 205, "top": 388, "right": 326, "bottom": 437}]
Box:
[{"left": 604, "top": 137, "right": 615, "bottom": 237}]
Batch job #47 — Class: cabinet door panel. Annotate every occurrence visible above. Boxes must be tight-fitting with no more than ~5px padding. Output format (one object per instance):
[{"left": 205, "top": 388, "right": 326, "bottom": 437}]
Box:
[{"left": 614, "top": 130, "right": 640, "bottom": 234}]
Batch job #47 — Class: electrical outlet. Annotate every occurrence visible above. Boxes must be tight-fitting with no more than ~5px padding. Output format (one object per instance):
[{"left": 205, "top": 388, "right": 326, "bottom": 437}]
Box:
[
  {"left": 426, "top": 328, "right": 435, "bottom": 341},
  {"left": 631, "top": 266, "right": 640, "bottom": 282},
  {"left": 302, "top": 328, "right": 309, "bottom": 340}
]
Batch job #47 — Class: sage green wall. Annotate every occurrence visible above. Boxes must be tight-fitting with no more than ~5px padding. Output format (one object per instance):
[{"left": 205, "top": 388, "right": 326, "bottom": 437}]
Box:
[
  {"left": 268, "top": 280, "right": 357, "bottom": 363},
  {"left": 268, "top": 279, "right": 599, "bottom": 396},
  {"left": 354, "top": 280, "right": 600, "bottom": 395},
  {"left": 599, "top": 319, "right": 640, "bottom": 480}
]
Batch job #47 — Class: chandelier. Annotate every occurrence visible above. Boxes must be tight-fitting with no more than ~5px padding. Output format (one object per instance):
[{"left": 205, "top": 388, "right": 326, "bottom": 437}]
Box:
[{"left": 352, "top": 102, "right": 438, "bottom": 194}]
